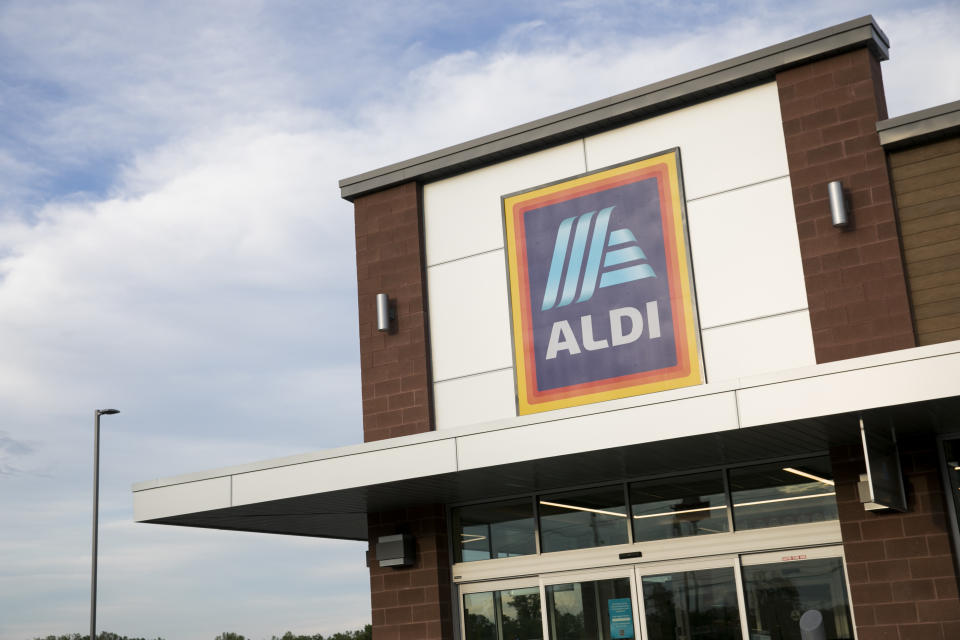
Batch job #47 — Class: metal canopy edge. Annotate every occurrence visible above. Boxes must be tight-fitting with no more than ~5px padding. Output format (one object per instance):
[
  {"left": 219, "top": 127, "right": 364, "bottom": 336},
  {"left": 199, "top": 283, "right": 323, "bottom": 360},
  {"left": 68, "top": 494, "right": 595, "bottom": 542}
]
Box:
[{"left": 338, "top": 16, "right": 887, "bottom": 201}]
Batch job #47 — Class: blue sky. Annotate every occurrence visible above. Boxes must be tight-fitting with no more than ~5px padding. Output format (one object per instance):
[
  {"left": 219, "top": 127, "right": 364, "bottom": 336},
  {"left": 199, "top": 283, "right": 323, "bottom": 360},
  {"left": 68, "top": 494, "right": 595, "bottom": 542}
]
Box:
[{"left": 0, "top": 2, "right": 958, "bottom": 639}]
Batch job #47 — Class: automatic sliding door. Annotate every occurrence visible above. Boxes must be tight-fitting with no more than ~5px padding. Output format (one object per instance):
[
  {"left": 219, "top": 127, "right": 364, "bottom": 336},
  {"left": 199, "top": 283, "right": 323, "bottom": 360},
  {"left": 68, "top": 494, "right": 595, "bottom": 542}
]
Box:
[
  {"left": 544, "top": 577, "right": 636, "bottom": 640},
  {"left": 740, "top": 553, "right": 854, "bottom": 640},
  {"left": 460, "top": 550, "right": 854, "bottom": 640},
  {"left": 639, "top": 566, "right": 742, "bottom": 640}
]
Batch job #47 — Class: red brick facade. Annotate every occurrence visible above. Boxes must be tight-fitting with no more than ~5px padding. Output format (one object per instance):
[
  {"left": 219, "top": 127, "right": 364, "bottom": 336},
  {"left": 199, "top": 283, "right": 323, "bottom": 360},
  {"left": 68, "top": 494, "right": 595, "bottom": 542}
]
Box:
[
  {"left": 353, "top": 182, "right": 434, "bottom": 442},
  {"left": 832, "top": 437, "right": 960, "bottom": 639},
  {"left": 777, "top": 48, "right": 916, "bottom": 363},
  {"left": 355, "top": 185, "right": 449, "bottom": 639},
  {"left": 367, "top": 506, "right": 453, "bottom": 640}
]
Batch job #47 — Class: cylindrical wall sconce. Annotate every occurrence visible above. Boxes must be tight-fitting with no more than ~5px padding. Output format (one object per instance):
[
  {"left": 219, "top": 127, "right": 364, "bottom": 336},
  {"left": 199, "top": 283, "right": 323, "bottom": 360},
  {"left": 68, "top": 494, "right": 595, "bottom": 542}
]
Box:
[
  {"left": 376, "top": 293, "right": 392, "bottom": 332},
  {"left": 828, "top": 180, "right": 848, "bottom": 228}
]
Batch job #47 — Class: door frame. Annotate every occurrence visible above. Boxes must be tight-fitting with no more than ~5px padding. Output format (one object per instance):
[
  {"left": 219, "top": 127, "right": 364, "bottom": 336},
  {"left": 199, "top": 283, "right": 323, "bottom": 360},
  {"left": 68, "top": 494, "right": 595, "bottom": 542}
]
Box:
[
  {"left": 540, "top": 566, "right": 640, "bottom": 640},
  {"left": 634, "top": 553, "right": 747, "bottom": 640}
]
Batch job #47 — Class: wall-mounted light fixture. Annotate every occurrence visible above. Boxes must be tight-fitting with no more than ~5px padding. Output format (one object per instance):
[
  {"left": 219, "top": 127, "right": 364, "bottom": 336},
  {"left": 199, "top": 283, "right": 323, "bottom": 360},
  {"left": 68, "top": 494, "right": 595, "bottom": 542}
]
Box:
[
  {"left": 376, "top": 293, "right": 394, "bottom": 332},
  {"left": 828, "top": 180, "right": 849, "bottom": 228},
  {"left": 376, "top": 534, "right": 415, "bottom": 568}
]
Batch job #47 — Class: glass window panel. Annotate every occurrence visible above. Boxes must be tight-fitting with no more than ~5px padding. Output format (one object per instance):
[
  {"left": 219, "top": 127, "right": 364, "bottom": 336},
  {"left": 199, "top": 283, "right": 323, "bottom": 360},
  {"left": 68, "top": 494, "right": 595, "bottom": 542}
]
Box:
[
  {"left": 464, "top": 591, "right": 498, "bottom": 640},
  {"left": 742, "top": 557, "right": 854, "bottom": 640},
  {"left": 641, "top": 567, "right": 742, "bottom": 640},
  {"left": 464, "top": 587, "right": 543, "bottom": 640},
  {"left": 500, "top": 587, "right": 543, "bottom": 640},
  {"left": 453, "top": 499, "right": 536, "bottom": 562},
  {"left": 546, "top": 577, "right": 634, "bottom": 640},
  {"left": 539, "top": 486, "right": 629, "bottom": 553},
  {"left": 730, "top": 457, "right": 838, "bottom": 531},
  {"left": 630, "top": 471, "right": 729, "bottom": 542}
]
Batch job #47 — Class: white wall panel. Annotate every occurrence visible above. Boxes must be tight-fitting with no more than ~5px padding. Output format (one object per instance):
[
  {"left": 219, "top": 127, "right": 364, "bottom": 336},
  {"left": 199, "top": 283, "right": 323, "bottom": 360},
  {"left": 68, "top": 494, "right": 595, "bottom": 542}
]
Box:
[
  {"left": 427, "top": 249, "right": 513, "bottom": 381},
  {"left": 701, "top": 310, "right": 815, "bottom": 383},
  {"left": 423, "top": 141, "right": 586, "bottom": 266},
  {"left": 134, "top": 476, "right": 230, "bottom": 521},
  {"left": 456, "top": 392, "right": 739, "bottom": 470},
  {"left": 686, "top": 177, "right": 808, "bottom": 328},
  {"left": 583, "top": 83, "right": 788, "bottom": 199},
  {"left": 434, "top": 368, "right": 516, "bottom": 429},
  {"left": 423, "top": 83, "right": 800, "bottom": 410},
  {"left": 232, "top": 440, "right": 457, "bottom": 505}
]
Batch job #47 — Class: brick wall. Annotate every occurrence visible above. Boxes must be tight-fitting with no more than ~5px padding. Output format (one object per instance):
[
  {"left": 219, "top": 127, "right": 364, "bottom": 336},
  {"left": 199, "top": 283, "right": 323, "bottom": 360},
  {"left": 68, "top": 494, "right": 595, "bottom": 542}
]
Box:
[
  {"left": 367, "top": 505, "right": 453, "bottom": 640},
  {"left": 353, "top": 182, "right": 434, "bottom": 442},
  {"left": 355, "top": 186, "right": 450, "bottom": 639},
  {"left": 832, "top": 436, "right": 960, "bottom": 639},
  {"left": 777, "top": 48, "right": 916, "bottom": 363}
]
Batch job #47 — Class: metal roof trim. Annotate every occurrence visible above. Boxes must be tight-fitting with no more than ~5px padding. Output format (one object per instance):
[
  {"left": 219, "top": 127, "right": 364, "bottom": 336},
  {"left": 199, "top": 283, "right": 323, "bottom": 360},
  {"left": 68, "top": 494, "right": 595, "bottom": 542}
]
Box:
[
  {"left": 339, "top": 16, "right": 887, "bottom": 201},
  {"left": 878, "top": 100, "right": 960, "bottom": 149}
]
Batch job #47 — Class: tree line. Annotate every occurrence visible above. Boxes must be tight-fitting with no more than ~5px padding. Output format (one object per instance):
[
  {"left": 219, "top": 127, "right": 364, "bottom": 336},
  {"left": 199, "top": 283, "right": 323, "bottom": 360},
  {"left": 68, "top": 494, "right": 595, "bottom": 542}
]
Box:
[{"left": 33, "top": 625, "right": 372, "bottom": 640}]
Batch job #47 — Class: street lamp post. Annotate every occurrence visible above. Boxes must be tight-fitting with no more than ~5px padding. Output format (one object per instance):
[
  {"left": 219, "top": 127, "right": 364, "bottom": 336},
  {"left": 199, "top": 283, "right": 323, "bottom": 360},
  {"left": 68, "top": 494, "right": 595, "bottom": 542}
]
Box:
[{"left": 91, "top": 408, "right": 119, "bottom": 640}]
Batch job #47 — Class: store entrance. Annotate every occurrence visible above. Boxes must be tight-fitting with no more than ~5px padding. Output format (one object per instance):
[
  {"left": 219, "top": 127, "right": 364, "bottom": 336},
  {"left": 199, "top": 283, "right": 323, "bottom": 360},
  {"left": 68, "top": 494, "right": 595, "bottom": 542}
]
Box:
[
  {"left": 635, "top": 557, "right": 742, "bottom": 640},
  {"left": 458, "top": 547, "right": 855, "bottom": 640}
]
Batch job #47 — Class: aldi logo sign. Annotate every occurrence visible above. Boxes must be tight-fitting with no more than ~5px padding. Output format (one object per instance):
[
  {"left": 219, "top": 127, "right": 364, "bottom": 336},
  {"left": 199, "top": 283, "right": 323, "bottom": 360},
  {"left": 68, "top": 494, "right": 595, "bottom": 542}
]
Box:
[{"left": 502, "top": 149, "right": 702, "bottom": 415}]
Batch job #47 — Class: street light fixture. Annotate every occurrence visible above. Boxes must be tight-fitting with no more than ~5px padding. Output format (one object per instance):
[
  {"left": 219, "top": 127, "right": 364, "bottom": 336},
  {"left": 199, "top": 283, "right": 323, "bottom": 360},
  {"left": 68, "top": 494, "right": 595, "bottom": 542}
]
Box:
[{"left": 91, "top": 409, "right": 120, "bottom": 640}]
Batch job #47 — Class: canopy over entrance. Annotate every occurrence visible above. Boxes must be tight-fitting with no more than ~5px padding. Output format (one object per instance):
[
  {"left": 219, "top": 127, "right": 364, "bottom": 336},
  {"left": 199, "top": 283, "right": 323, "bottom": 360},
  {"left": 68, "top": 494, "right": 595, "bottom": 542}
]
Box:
[{"left": 133, "top": 342, "right": 960, "bottom": 541}]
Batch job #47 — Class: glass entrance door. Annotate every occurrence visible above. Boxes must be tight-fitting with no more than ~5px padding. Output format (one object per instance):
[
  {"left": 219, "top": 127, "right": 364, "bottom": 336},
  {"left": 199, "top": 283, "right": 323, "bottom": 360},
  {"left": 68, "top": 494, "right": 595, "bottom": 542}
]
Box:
[
  {"left": 634, "top": 557, "right": 746, "bottom": 640},
  {"left": 739, "top": 549, "right": 855, "bottom": 640},
  {"left": 632, "top": 549, "right": 855, "bottom": 640},
  {"left": 459, "top": 547, "right": 855, "bottom": 640},
  {"left": 542, "top": 570, "right": 639, "bottom": 640}
]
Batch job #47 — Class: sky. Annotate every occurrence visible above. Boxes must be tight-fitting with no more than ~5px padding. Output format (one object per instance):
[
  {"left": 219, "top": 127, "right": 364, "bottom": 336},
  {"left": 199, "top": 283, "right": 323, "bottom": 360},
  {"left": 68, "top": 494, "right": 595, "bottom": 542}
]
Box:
[{"left": 0, "top": 1, "right": 958, "bottom": 639}]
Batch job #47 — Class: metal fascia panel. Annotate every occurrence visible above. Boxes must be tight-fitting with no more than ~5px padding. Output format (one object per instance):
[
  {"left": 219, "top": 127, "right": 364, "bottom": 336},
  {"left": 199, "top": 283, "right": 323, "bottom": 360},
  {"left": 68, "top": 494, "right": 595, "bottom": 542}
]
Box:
[
  {"left": 877, "top": 100, "right": 960, "bottom": 149},
  {"left": 339, "top": 16, "right": 887, "bottom": 201}
]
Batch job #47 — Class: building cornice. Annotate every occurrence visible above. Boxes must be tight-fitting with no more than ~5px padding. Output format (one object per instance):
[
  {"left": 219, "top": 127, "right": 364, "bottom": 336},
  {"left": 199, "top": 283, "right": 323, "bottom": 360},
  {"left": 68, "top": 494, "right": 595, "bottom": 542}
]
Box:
[
  {"left": 339, "top": 16, "right": 888, "bottom": 201},
  {"left": 878, "top": 100, "right": 960, "bottom": 149}
]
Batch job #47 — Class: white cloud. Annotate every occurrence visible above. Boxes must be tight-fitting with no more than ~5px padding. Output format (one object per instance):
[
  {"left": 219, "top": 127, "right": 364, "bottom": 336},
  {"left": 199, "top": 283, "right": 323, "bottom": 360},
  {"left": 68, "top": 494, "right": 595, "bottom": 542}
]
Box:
[{"left": 875, "top": 5, "right": 960, "bottom": 116}]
